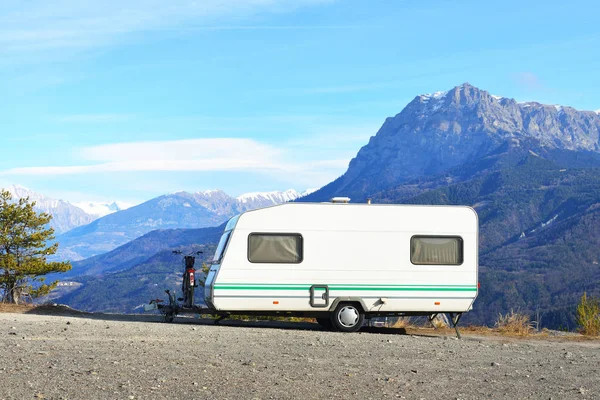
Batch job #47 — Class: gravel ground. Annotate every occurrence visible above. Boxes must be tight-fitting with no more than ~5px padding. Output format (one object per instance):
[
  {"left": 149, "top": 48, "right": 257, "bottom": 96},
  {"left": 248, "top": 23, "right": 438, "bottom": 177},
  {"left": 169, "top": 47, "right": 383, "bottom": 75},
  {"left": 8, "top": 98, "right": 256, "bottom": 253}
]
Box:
[{"left": 1, "top": 311, "right": 599, "bottom": 400}]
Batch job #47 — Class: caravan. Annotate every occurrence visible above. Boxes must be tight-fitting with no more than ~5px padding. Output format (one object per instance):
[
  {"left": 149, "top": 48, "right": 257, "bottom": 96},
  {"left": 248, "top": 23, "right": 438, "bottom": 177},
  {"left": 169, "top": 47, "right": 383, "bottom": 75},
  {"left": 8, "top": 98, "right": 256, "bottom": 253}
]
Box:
[{"left": 203, "top": 201, "right": 479, "bottom": 333}]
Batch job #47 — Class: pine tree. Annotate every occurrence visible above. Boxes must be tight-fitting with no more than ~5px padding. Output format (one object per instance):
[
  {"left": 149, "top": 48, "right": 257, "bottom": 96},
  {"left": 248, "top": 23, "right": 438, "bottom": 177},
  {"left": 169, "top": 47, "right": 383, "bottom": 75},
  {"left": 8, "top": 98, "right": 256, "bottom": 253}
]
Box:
[{"left": 0, "top": 189, "right": 71, "bottom": 304}]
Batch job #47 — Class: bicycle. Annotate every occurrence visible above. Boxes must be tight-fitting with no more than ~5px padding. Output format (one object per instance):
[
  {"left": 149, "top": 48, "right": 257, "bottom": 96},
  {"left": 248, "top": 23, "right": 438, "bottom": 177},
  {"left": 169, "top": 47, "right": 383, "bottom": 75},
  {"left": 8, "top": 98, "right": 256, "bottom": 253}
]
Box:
[{"left": 172, "top": 250, "right": 203, "bottom": 308}]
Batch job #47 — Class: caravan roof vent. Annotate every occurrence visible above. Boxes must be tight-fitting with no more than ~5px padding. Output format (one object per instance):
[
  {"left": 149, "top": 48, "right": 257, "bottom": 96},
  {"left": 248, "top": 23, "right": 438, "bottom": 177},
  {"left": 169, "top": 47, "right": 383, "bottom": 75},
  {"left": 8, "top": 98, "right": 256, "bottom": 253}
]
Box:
[{"left": 330, "top": 197, "right": 351, "bottom": 204}]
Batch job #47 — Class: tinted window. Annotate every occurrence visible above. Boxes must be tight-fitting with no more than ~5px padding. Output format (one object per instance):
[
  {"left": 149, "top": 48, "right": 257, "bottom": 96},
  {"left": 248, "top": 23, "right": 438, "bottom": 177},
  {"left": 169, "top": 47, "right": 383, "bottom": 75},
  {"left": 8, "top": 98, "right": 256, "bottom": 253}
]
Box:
[
  {"left": 248, "top": 233, "right": 303, "bottom": 263},
  {"left": 212, "top": 231, "right": 232, "bottom": 262},
  {"left": 411, "top": 236, "right": 463, "bottom": 265}
]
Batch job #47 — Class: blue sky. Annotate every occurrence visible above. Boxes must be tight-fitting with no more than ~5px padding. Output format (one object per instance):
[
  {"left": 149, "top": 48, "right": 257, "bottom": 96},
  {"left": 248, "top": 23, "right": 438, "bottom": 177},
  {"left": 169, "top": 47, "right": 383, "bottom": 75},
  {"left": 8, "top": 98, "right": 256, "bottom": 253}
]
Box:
[{"left": 1, "top": 0, "right": 599, "bottom": 204}]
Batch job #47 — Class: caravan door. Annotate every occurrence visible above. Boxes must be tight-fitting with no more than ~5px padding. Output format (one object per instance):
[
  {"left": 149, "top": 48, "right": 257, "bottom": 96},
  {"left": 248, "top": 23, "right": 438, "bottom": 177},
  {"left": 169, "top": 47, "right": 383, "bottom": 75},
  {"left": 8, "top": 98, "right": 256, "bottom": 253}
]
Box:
[{"left": 310, "top": 285, "right": 329, "bottom": 308}]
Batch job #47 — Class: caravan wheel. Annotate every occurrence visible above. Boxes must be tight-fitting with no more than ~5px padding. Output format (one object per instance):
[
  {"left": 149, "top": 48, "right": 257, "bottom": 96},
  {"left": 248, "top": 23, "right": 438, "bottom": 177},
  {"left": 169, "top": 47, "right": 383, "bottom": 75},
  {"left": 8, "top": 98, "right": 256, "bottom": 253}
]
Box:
[{"left": 332, "top": 303, "right": 364, "bottom": 333}]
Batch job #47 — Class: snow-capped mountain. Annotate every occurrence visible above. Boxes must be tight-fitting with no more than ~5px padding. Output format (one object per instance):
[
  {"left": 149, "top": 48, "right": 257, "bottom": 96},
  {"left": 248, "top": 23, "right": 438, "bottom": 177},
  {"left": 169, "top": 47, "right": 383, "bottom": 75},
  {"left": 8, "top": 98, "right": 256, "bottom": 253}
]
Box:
[
  {"left": 4, "top": 185, "right": 95, "bottom": 234},
  {"left": 74, "top": 201, "right": 134, "bottom": 218},
  {"left": 56, "top": 188, "right": 315, "bottom": 260},
  {"left": 236, "top": 188, "right": 317, "bottom": 207}
]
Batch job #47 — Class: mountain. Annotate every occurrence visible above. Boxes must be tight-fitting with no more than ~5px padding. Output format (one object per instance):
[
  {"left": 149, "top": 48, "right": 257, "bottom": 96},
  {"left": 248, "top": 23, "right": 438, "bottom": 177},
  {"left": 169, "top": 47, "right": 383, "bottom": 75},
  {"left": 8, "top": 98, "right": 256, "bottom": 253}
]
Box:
[
  {"left": 74, "top": 201, "right": 133, "bottom": 218},
  {"left": 301, "top": 83, "right": 600, "bottom": 202},
  {"left": 4, "top": 185, "right": 95, "bottom": 234},
  {"left": 49, "top": 84, "right": 600, "bottom": 328},
  {"left": 55, "top": 188, "right": 311, "bottom": 260}
]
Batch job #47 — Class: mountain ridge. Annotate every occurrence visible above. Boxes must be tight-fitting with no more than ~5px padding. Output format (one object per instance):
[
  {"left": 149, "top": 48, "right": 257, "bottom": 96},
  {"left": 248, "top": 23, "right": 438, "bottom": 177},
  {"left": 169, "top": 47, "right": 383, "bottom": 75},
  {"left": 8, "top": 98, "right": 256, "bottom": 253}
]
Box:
[
  {"left": 55, "top": 188, "right": 314, "bottom": 260},
  {"left": 300, "top": 83, "right": 600, "bottom": 202},
  {"left": 4, "top": 185, "right": 96, "bottom": 234}
]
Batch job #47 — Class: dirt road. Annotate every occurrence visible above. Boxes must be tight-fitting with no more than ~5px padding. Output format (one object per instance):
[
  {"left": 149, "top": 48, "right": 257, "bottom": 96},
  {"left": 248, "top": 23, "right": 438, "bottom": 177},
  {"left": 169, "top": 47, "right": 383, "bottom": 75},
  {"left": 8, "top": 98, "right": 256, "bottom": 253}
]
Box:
[{"left": 1, "top": 311, "right": 599, "bottom": 399}]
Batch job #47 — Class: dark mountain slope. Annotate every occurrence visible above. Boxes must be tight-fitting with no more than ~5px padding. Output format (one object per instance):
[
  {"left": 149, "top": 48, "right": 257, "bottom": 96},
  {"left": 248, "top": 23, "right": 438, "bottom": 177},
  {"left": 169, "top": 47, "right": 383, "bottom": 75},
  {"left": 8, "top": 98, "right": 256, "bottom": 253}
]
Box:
[
  {"left": 476, "top": 206, "right": 600, "bottom": 329},
  {"left": 372, "top": 152, "right": 600, "bottom": 328}
]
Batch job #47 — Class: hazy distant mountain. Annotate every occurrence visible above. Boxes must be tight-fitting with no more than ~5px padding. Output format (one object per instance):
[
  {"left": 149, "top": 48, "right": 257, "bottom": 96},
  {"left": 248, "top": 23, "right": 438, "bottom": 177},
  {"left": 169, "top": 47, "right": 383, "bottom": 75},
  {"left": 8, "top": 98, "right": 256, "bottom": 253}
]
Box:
[
  {"left": 302, "top": 83, "right": 600, "bottom": 202},
  {"left": 55, "top": 188, "right": 313, "bottom": 260},
  {"left": 4, "top": 185, "right": 95, "bottom": 234}
]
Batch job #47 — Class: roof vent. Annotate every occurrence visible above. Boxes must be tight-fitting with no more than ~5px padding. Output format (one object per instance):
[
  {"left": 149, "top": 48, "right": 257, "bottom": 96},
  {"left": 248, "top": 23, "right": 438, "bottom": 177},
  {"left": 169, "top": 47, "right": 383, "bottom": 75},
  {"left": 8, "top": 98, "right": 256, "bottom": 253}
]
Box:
[{"left": 330, "top": 197, "right": 350, "bottom": 204}]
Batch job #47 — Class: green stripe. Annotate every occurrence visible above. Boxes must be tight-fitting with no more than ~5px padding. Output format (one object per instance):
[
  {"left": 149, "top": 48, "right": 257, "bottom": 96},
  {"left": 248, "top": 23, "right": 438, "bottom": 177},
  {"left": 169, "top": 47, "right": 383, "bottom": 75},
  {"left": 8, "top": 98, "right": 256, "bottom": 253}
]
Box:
[
  {"left": 214, "top": 284, "right": 476, "bottom": 292},
  {"left": 215, "top": 283, "right": 476, "bottom": 287}
]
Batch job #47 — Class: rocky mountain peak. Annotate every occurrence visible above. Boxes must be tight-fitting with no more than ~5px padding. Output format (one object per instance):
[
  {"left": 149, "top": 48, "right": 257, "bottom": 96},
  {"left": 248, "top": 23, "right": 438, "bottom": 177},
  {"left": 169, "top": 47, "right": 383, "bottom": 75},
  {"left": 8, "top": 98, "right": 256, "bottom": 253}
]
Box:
[{"left": 302, "top": 83, "right": 600, "bottom": 202}]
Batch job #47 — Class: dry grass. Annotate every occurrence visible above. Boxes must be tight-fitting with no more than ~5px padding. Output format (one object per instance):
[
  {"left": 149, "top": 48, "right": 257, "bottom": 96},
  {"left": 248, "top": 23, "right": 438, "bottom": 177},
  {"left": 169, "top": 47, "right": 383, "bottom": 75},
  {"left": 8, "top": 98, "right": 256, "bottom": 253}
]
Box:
[
  {"left": 0, "top": 302, "right": 35, "bottom": 313},
  {"left": 430, "top": 314, "right": 449, "bottom": 329},
  {"left": 391, "top": 317, "right": 413, "bottom": 329},
  {"left": 495, "top": 309, "right": 534, "bottom": 336}
]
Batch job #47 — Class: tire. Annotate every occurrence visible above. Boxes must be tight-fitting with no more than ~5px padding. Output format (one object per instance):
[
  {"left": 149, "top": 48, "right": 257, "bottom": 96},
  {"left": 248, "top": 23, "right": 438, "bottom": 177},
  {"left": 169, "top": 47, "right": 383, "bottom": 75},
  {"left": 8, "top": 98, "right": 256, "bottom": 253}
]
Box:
[
  {"left": 316, "top": 317, "right": 333, "bottom": 330},
  {"left": 164, "top": 312, "right": 175, "bottom": 323},
  {"left": 331, "top": 303, "right": 364, "bottom": 333}
]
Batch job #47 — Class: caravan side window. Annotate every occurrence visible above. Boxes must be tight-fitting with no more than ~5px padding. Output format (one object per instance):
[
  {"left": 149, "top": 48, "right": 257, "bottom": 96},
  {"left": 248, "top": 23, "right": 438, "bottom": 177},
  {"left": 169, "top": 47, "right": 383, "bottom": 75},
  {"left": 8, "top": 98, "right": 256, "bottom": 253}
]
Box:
[
  {"left": 410, "top": 236, "right": 463, "bottom": 265},
  {"left": 248, "top": 233, "right": 303, "bottom": 263}
]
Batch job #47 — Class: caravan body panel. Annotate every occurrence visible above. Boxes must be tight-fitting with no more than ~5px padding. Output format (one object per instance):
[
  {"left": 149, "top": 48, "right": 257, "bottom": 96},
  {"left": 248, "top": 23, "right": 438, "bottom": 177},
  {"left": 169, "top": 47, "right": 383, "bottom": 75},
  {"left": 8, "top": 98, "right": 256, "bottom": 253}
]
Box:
[{"left": 207, "top": 203, "right": 478, "bottom": 315}]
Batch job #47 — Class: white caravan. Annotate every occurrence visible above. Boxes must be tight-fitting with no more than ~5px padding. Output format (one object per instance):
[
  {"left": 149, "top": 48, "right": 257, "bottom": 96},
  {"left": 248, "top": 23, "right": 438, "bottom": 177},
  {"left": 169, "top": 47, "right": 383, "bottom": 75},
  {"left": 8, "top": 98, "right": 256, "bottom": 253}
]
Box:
[{"left": 204, "top": 201, "right": 478, "bottom": 333}]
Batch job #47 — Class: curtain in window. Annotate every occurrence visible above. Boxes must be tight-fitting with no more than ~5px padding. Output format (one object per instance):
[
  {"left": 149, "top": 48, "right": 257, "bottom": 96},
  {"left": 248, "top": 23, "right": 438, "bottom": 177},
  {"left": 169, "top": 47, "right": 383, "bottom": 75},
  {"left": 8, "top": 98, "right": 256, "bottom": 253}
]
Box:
[
  {"left": 248, "top": 234, "right": 302, "bottom": 263},
  {"left": 411, "top": 237, "right": 462, "bottom": 265}
]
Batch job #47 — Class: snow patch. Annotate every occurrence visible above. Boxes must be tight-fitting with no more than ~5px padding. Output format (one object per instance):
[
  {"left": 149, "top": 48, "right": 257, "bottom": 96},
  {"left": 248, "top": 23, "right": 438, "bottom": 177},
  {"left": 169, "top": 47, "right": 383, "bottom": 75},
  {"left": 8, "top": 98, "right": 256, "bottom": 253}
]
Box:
[
  {"left": 595, "top": 109, "right": 600, "bottom": 115},
  {"left": 529, "top": 150, "right": 540, "bottom": 157},
  {"left": 491, "top": 95, "right": 504, "bottom": 100},
  {"left": 198, "top": 189, "right": 223, "bottom": 196},
  {"left": 541, "top": 214, "right": 558, "bottom": 228},
  {"left": 236, "top": 189, "right": 300, "bottom": 204},
  {"left": 419, "top": 90, "right": 448, "bottom": 102},
  {"left": 74, "top": 201, "right": 134, "bottom": 217}
]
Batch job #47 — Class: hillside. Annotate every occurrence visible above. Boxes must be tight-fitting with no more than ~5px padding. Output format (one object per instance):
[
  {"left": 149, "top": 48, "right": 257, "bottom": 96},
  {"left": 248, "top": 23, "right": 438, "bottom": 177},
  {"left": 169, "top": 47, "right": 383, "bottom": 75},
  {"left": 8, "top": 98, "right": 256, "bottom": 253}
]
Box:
[{"left": 373, "top": 152, "right": 600, "bottom": 328}]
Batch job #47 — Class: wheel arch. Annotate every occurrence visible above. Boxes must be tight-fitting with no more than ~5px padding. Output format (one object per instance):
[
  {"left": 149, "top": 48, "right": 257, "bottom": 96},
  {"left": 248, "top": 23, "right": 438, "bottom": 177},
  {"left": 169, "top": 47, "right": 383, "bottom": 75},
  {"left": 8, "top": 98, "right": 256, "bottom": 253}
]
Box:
[{"left": 328, "top": 297, "right": 368, "bottom": 313}]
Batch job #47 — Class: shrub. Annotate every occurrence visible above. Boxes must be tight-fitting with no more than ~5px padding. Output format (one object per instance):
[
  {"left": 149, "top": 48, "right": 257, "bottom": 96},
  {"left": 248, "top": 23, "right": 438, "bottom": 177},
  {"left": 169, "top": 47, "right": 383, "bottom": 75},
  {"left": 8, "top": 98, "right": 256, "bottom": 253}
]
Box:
[
  {"left": 576, "top": 292, "right": 600, "bottom": 336},
  {"left": 495, "top": 309, "right": 533, "bottom": 335}
]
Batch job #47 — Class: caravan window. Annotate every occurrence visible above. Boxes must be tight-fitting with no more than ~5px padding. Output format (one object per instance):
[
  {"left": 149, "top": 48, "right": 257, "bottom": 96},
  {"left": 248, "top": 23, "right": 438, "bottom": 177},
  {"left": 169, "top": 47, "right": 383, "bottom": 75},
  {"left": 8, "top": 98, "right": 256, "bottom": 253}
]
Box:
[
  {"left": 410, "top": 236, "right": 463, "bottom": 265},
  {"left": 248, "top": 233, "right": 303, "bottom": 263},
  {"left": 212, "top": 231, "right": 232, "bottom": 263}
]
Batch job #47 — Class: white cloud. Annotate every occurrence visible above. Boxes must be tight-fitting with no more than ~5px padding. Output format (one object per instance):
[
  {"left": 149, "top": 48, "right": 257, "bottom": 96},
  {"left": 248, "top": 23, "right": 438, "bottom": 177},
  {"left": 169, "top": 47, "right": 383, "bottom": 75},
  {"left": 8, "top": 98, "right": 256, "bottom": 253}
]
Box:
[
  {"left": 0, "top": 138, "right": 348, "bottom": 187},
  {"left": 0, "top": 0, "right": 335, "bottom": 62}
]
